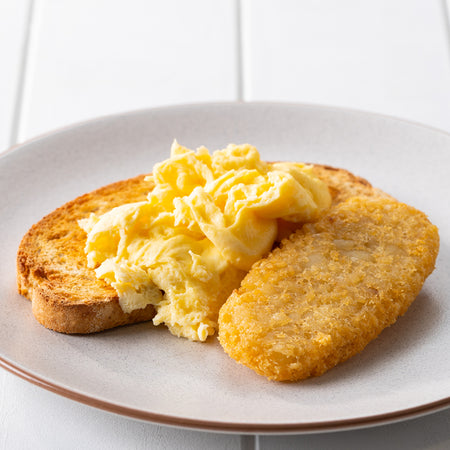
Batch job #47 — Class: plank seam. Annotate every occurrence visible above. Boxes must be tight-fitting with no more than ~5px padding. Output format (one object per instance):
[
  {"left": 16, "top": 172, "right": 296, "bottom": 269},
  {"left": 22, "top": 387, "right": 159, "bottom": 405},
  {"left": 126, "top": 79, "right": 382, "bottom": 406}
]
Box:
[
  {"left": 441, "top": 0, "right": 450, "bottom": 67},
  {"left": 9, "top": 0, "right": 35, "bottom": 146},
  {"left": 236, "top": 0, "right": 244, "bottom": 101}
]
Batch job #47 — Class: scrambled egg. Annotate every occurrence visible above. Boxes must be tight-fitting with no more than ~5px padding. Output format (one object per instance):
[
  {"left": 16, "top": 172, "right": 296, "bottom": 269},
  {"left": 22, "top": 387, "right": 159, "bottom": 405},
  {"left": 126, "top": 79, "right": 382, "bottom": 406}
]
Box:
[{"left": 79, "top": 142, "right": 331, "bottom": 341}]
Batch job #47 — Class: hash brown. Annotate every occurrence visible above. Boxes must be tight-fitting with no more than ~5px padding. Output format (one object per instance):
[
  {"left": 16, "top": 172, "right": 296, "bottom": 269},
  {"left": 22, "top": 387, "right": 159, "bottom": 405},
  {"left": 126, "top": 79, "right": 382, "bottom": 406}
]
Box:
[{"left": 218, "top": 197, "right": 439, "bottom": 381}]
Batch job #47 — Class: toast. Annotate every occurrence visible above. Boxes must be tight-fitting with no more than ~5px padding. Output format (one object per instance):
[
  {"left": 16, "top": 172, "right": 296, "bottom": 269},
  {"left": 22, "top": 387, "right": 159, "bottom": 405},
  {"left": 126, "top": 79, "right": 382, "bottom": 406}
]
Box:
[
  {"left": 17, "top": 164, "right": 390, "bottom": 334},
  {"left": 17, "top": 175, "right": 156, "bottom": 333}
]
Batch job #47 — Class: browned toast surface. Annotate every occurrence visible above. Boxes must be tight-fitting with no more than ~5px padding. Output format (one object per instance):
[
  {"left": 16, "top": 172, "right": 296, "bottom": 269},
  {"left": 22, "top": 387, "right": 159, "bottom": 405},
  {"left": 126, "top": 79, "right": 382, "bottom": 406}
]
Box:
[
  {"left": 311, "top": 164, "right": 392, "bottom": 204},
  {"left": 17, "top": 164, "right": 390, "bottom": 334},
  {"left": 17, "top": 175, "right": 156, "bottom": 333}
]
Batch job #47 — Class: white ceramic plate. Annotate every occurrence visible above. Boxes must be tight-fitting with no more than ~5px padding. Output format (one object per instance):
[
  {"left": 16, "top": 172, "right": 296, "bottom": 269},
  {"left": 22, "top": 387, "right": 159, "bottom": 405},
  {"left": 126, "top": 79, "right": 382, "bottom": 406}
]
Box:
[{"left": 0, "top": 103, "right": 449, "bottom": 433}]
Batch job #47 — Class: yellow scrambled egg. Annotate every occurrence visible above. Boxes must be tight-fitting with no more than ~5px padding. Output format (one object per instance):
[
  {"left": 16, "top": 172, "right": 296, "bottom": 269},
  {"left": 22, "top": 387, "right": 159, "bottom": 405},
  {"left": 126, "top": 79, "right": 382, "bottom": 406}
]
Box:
[{"left": 79, "top": 142, "right": 331, "bottom": 341}]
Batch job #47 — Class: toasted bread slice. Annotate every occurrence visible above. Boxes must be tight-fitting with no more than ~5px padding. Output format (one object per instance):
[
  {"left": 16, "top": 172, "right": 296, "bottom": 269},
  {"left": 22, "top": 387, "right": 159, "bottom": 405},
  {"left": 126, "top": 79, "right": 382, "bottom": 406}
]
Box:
[
  {"left": 17, "top": 175, "right": 156, "bottom": 333},
  {"left": 311, "top": 164, "right": 392, "bottom": 205},
  {"left": 17, "top": 164, "right": 389, "bottom": 334}
]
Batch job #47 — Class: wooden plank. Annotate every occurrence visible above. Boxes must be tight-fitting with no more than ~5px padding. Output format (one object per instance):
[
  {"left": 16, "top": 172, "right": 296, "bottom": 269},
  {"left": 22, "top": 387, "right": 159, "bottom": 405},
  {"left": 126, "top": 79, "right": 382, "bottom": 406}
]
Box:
[
  {"left": 259, "top": 408, "right": 450, "bottom": 449},
  {"left": 0, "top": 371, "right": 241, "bottom": 450},
  {"left": 242, "top": 0, "right": 450, "bottom": 131},
  {"left": 0, "top": 0, "right": 30, "bottom": 151},
  {"left": 19, "top": 0, "right": 239, "bottom": 141}
]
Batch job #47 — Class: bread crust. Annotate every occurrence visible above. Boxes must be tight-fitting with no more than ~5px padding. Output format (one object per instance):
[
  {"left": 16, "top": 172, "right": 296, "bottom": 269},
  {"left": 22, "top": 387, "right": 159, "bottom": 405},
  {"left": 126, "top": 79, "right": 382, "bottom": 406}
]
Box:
[
  {"left": 17, "top": 175, "right": 156, "bottom": 333},
  {"left": 17, "top": 164, "right": 389, "bottom": 334},
  {"left": 310, "top": 164, "right": 392, "bottom": 205}
]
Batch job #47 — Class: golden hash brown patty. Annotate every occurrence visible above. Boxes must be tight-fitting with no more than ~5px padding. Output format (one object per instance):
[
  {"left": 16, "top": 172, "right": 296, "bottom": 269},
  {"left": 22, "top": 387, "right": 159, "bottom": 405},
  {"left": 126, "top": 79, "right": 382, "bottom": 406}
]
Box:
[{"left": 218, "top": 197, "right": 439, "bottom": 381}]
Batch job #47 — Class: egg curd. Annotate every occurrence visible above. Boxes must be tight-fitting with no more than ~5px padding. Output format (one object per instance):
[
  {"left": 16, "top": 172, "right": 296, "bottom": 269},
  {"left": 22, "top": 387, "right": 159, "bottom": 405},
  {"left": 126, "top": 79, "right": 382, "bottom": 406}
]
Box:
[{"left": 79, "top": 142, "right": 331, "bottom": 341}]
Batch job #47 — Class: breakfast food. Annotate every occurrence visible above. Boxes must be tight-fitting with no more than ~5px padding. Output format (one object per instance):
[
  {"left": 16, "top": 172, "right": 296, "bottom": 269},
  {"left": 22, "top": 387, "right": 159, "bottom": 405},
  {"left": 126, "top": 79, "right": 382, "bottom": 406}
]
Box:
[
  {"left": 77, "top": 142, "right": 332, "bottom": 341},
  {"left": 218, "top": 197, "right": 439, "bottom": 381},
  {"left": 19, "top": 142, "right": 338, "bottom": 339},
  {"left": 17, "top": 175, "right": 156, "bottom": 333},
  {"left": 17, "top": 141, "right": 439, "bottom": 383}
]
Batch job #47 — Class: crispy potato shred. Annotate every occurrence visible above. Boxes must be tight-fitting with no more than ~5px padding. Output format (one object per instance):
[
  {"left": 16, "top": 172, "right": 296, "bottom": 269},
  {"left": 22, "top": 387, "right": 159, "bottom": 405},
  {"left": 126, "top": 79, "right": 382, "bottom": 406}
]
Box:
[{"left": 218, "top": 197, "right": 439, "bottom": 381}]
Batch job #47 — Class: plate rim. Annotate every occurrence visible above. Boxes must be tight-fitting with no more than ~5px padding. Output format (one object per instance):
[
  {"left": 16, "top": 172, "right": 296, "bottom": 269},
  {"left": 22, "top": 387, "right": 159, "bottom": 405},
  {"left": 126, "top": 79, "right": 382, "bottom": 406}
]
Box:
[
  {"left": 2, "top": 100, "right": 450, "bottom": 160},
  {"left": 1, "top": 356, "right": 449, "bottom": 433},
  {"left": 1, "top": 101, "right": 449, "bottom": 433}
]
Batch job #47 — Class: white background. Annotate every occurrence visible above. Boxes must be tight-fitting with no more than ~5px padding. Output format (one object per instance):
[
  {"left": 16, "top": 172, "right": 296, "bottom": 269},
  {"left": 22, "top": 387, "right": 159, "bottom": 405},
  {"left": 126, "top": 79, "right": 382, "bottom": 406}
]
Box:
[{"left": 1, "top": 1, "right": 449, "bottom": 448}]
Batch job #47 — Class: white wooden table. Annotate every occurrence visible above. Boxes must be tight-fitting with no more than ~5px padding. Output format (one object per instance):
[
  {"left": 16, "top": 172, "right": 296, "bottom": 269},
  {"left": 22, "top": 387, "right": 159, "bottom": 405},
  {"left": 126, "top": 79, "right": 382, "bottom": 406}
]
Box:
[{"left": 1, "top": 1, "right": 450, "bottom": 448}]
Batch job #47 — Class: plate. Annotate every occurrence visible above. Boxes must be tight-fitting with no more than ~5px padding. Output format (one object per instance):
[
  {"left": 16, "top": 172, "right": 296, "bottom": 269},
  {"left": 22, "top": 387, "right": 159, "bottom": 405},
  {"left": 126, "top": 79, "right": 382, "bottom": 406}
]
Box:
[{"left": 0, "top": 102, "right": 449, "bottom": 433}]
